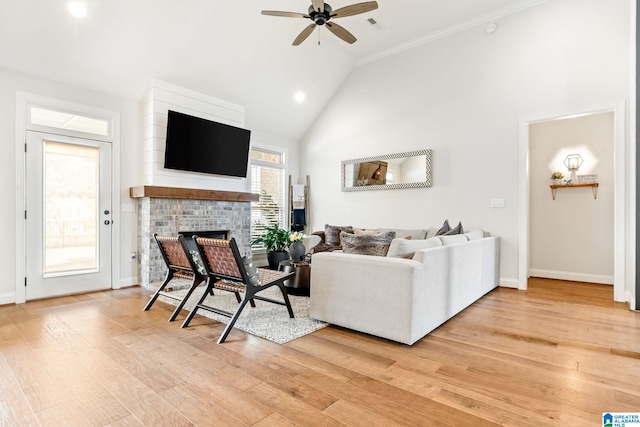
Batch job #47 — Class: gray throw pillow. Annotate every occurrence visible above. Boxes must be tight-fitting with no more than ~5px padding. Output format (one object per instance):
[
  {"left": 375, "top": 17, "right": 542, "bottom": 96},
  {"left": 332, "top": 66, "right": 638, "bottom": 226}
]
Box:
[
  {"left": 443, "top": 221, "right": 464, "bottom": 235},
  {"left": 436, "top": 219, "right": 451, "bottom": 235},
  {"left": 242, "top": 256, "right": 261, "bottom": 286},
  {"left": 325, "top": 224, "right": 353, "bottom": 246},
  {"left": 340, "top": 231, "right": 396, "bottom": 256}
]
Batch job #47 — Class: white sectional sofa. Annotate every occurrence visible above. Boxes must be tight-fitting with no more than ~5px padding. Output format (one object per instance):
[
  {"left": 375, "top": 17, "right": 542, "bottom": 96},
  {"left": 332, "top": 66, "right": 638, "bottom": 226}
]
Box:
[{"left": 309, "top": 231, "right": 500, "bottom": 345}]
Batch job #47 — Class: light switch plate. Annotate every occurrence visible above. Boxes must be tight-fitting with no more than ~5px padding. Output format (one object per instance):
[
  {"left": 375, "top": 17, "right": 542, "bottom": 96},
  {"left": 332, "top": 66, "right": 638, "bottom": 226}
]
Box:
[{"left": 491, "top": 199, "right": 505, "bottom": 208}]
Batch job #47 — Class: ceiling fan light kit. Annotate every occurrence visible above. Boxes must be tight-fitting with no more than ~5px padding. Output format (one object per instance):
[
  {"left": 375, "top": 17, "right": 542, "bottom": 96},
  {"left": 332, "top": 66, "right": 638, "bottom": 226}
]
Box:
[{"left": 262, "top": 1, "right": 378, "bottom": 46}]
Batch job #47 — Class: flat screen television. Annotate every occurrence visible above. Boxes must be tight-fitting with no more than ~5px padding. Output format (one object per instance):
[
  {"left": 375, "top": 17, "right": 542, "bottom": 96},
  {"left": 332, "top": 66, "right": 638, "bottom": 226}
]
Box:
[{"left": 164, "top": 110, "right": 251, "bottom": 178}]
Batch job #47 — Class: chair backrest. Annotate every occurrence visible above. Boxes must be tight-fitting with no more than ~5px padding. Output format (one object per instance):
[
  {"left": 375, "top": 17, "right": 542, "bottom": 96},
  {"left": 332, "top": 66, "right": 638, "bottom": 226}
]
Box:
[
  {"left": 154, "top": 233, "right": 199, "bottom": 274},
  {"left": 194, "top": 237, "right": 248, "bottom": 283}
]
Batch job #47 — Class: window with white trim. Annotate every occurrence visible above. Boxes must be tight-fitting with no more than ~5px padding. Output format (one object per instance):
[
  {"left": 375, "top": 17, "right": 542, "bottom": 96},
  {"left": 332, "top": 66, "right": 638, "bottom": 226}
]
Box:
[{"left": 250, "top": 148, "right": 286, "bottom": 252}]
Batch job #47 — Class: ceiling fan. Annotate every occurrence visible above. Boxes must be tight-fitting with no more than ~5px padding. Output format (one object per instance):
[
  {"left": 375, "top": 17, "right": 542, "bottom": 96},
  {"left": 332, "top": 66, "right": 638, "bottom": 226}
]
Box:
[{"left": 261, "top": 1, "right": 379, "bottom": 46}]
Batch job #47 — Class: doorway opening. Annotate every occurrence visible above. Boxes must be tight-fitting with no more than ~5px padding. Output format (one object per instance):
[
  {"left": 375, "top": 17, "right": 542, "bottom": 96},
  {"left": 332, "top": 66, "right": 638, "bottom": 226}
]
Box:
[{"left": 518, "top": 101, "right": 627, "bottom": 303}]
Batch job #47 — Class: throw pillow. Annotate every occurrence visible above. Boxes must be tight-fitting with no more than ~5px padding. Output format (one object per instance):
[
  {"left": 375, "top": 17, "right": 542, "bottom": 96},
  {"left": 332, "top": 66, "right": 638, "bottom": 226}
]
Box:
[
  {"left": 340, "top": 231, "right": 396, "bottom": 256},
  {"left": 386, "top": 237, "right": 442, "bottom": 258},
  {"left": 377, "top": 228, "right": 428, "bottom": 240},
  {"left": 436, "top": 219, "right": 451, "bottom": 235},
  {"left": 354, "top": 229, "right": 379, "bottom": 236},
  {"left": 241, "top": 256, "right": 261, "bottom": 286},
  {"left": 325, "top": 224, "right": 353, "bottom": 246},
  {"left": 438, "top": 234, "right": 468, "bottom": 245},
  {"left": 189, "top": 250, "right": 207, "bottom": 275},
  {"left": 443, "top": 221, "right": 464, "bottom": 235},
  {"left": 465, "top": 229, "right": 485, "bottom": 240}
]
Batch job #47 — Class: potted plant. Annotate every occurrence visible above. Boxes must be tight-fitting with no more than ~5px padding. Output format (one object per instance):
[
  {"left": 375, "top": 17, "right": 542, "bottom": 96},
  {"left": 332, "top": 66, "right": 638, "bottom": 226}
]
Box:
[
  {"left": 550, "top": 171, "right": 565, "bottom": 185},
  {"left": 251, "top": 224, "right": 291, "bottom": 269}
]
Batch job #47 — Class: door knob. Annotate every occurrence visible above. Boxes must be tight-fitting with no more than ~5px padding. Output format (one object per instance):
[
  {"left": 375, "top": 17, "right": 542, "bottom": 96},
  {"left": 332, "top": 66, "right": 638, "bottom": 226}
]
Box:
[{"left": 104, "top": 220, "right": 111, "bottom": 225}]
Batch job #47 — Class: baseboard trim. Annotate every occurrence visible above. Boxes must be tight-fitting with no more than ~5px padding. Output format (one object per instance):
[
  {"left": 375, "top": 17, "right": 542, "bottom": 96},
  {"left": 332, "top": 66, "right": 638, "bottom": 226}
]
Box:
[
  {"left": 0, "top": 291, "right": 16, "bottom": 305},
  {"left": 117, "top": 277, "right": 139, "bottom": 289},
  {"left": 499, "top": 278, "right": 519, "bottom": 288},
  {"left": 529, "top": 269, "right": 613, "bottom": 285}
]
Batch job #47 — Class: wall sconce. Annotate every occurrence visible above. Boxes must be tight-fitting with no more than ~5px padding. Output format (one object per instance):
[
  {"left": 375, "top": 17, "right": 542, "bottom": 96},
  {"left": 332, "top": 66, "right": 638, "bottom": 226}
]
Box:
[{"left": 563, "top": 154, "right": 583, "bottom": 184}]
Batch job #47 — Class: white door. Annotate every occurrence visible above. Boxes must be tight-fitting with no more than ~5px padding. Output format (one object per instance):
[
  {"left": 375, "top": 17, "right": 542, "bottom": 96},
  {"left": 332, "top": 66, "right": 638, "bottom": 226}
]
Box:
[{"left": 25, "top": 131, "right": 112, "bottom": 300}]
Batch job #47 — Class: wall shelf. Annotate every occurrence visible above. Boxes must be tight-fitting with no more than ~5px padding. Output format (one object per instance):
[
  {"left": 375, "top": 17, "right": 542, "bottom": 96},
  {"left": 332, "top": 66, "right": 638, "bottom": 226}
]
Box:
[{"left": 549, "top": 183, "right": 599, "bottom": 200}]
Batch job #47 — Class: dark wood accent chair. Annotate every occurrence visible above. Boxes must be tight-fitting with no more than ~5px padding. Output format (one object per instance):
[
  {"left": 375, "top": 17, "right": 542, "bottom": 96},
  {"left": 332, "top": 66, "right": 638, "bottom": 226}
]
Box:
[
  {"left": 143, "top": 233, "right": 206, "bottom": 321},
  {"left": 181, "top": 237, "right": 295, "bottom": 344}
]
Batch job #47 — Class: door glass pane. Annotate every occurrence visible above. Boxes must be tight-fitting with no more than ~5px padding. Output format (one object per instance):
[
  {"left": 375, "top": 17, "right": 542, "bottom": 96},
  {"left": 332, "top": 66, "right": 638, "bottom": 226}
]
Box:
[{"left": 44, "top": 141, "right": 99, "bottom": 275}]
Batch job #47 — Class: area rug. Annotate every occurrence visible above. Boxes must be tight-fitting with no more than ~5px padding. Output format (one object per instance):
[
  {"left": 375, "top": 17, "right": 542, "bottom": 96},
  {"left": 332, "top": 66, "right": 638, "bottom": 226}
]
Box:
[{"left": 157, "top": 284, "right": 328, "bottom": 344}]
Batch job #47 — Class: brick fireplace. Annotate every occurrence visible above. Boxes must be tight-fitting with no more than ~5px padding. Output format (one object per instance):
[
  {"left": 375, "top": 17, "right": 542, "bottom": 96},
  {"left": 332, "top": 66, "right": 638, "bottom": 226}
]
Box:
[{"left": 130, "top": 186, "right": 258, "bottom": 289}]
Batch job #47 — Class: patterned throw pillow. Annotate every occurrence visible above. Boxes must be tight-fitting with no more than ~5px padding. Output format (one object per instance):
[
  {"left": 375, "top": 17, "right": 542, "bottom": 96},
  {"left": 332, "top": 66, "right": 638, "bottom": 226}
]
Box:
[
  {"left": 324, "top": 224, "right": 353, "bottom": 246},
  {"left": 242, "top": 256, "right": 261, "bottom": 286},
  {"left": 340, "top": 231, "right": 396, "bottom": 256}
]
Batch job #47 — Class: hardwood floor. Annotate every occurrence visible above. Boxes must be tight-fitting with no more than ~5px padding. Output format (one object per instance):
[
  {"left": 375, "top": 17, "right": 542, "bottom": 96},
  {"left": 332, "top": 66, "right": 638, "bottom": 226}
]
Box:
[{"left": 0, "top": 278, "right": 638, "bottom": 426}]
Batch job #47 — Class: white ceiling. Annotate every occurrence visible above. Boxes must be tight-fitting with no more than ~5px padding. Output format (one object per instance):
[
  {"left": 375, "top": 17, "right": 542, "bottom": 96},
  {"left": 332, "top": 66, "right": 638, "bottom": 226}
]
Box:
[{"left": 0, "top": 0, "right": 547, "bottom": 140}]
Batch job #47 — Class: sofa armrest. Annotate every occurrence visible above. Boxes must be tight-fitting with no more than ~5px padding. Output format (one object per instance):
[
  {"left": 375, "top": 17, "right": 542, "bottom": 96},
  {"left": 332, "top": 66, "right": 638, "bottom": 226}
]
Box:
[{"left": 310, "top": 252, "right": 425, "bottom": 344}]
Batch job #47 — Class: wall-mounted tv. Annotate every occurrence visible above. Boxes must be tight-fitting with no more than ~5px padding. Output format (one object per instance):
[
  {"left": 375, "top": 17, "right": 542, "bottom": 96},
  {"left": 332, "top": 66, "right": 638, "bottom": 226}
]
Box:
[{"left": 164, "top": 110, "right": 251, "bottom": 178}]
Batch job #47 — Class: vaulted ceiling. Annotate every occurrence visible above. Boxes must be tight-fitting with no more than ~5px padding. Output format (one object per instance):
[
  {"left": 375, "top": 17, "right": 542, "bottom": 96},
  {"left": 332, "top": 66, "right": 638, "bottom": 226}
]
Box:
[{"left": 0, "top": 0, "right": 547, "bottom": 140}]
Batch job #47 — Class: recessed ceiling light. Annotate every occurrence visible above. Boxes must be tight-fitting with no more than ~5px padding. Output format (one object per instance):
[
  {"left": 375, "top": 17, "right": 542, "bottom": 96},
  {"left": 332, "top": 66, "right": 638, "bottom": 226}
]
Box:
[
  {"left": 68, "top": 1, "right": 87, "bottom": 17},
  {"left": 294, "top": 92, "right": 306, "bottom": 103}
]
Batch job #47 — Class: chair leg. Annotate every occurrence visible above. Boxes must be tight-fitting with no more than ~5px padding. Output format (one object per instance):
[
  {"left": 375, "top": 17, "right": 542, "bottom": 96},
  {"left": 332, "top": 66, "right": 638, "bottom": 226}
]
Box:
[
  {"left": 181, "top": 281, "right": 212, "bottom": 328},
  {"left": 277, "top": 283, "right": 295, "bottom": 318},
  {"left": 218, "top": 297, "right": 251, "bottom": 344},
  {"left": 234, "top": 291, "right": 242, "bottom": 303},
  {"left": 168, "top": 277, "right": 203, "bottom": 322},
  {"left": 143, "top": 273, "right": 172, "bottom": 311}
]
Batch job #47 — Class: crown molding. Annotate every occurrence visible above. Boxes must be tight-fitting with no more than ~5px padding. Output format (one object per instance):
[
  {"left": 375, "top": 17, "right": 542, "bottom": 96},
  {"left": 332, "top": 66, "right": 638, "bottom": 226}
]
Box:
[{"left": 356, "top": 0, "right": 551, "bottom": 67}]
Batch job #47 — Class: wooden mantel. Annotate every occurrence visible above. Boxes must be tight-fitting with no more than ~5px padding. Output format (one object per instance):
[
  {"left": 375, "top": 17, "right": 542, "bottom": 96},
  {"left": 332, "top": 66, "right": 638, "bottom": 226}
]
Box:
[{"left": 129, "top": 185, "right": 259, "bottom": 202}]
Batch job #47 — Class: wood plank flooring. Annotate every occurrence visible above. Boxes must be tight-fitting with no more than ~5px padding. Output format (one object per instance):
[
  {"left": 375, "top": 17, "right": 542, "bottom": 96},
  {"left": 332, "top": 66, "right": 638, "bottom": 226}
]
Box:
[{"left": 0, "top": 278, "right": 638, "bottom": 426}]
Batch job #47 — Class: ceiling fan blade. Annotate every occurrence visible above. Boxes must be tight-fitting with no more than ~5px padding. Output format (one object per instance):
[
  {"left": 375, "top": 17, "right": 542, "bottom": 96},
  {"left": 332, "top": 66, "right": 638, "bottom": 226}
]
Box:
[
  {"left": 332, "top": 1, "right": 378, "bottom": 18},
  {"left": 293, "top": 24, "right": 317, "bottom": 46},
  {"left": 325, "top": 22, "right": 357, "bottom": 44},
  {"left": 311, "top": 0, "right": 325, "bottom": 13},
  {"left": 261, "top": 10, "right": 308, "bottom": 18}
]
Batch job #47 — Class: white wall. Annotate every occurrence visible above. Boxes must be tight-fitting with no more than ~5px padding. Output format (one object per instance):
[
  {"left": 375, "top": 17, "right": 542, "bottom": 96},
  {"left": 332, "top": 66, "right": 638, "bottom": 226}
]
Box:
[
  {"left": 299, "top": 0, "right": 630, "bottom": 286},
  {"left": 0, "top": 69, "right": 301, "bottom": 304},
  {"left": 529, "top": 112, "right": 614, "bottom": 284},
  {"left": 143, "top": 80, "right": 249, "bottom": 192},
  {"left": 0, "top": 68, "right": 142, "bottom": 303}
]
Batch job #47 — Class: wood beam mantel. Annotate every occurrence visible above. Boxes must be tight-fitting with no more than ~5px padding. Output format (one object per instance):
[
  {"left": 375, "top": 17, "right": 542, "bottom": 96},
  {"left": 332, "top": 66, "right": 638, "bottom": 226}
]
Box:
[{"left": 129, "top": 186, "right": 259, "bottom": 202}]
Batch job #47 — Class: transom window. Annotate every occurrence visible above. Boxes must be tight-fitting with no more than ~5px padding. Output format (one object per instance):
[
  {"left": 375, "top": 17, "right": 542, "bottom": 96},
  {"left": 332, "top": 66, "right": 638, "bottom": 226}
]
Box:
[{"left": 30, "top": 106, "right": 110, "bottom": 136}]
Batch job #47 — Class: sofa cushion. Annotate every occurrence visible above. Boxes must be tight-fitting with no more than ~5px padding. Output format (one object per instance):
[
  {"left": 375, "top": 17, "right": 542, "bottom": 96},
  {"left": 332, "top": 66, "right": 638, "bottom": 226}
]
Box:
[
  {"left": 438, "top": 234, "right": 469, "bottom": 245},
  {"left": 340, "top": 231, "right": 396, "bottom": 256},
  {"left": 386, "top": 237, "right": 442, "bottom": 259},
  {"left": 443, "top": 221, "right": 464, "bottom": 235},
  {"left": 325, "top": 224, "right": 353, "bottom": 246},
  {"left": 465, "top": 229, "right": 485, "bottom": 240},
  {"left": 377, "top": 228, "right": 428, "bottom": 240},
  {"left": 425, "top": 227, "right": 439, "bottom": 239}
]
